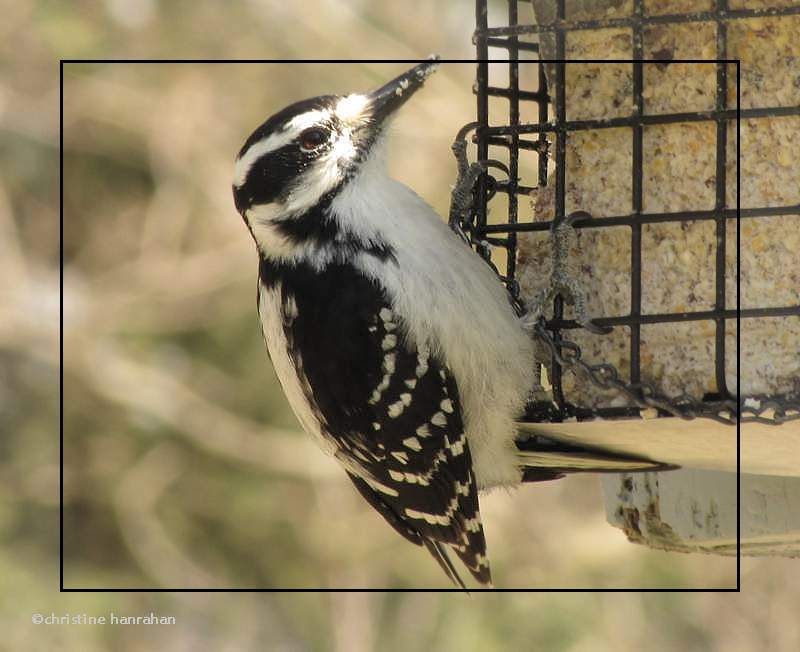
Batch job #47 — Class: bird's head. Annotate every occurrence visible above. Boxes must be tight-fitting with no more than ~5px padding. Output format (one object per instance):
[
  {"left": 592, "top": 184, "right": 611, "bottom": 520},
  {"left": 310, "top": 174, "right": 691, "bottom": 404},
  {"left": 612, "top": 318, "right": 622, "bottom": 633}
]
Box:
[{"left": 233, "top": 59, "right": 439, "bottom": 253}]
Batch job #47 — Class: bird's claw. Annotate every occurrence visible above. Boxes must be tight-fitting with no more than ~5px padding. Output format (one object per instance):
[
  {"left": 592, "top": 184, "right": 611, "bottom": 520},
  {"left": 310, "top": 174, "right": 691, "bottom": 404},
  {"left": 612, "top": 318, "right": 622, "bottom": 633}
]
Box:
[
  {"left": 449, "top": 123, "right": 494, "bottom": 243},
  {"left": 523, "top": 210, "right": 613, "bottom": 336}
]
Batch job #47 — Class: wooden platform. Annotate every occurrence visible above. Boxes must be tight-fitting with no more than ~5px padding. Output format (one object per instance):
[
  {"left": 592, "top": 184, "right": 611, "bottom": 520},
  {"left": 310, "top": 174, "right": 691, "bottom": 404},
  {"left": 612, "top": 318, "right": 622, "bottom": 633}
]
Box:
[{"left": 518, "top": 418, "right": 800, "bottom": 477}]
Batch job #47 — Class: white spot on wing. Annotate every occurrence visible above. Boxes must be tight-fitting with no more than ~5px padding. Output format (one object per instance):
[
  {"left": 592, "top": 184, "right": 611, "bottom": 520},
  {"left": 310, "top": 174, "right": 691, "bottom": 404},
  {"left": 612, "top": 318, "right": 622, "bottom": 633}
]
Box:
[
  {"left": 353, "top": 449, "right": 371, "bottom": 463},
  {"left": 282, "top": 294, "right": 299, "bottom": 324},
  {"left": 431, "top": 411, "right": 447, "bottom": 427},
  {"left": 404, "top": 508, "right": 450, "bottom": 526},
  {"left": 449, "top": 433, "right": 466, "bottom": 456},
  {"left": 464, "top": 517, "right": 481, "bottom": 533},
  {"left": 391, "top": 451, "right": 409, "bottom": 464},
  {"left": 405, "top": 472, "right": 429, "bottom": 485},
  {"left": 454, "top": 480, "right": 471, "bottom": 496},
  {"left": 364, "top": 476, "right": 399, "bottom": 497},
  {"left": 402, "top": 436, "right": 422, "bottom": 451}
]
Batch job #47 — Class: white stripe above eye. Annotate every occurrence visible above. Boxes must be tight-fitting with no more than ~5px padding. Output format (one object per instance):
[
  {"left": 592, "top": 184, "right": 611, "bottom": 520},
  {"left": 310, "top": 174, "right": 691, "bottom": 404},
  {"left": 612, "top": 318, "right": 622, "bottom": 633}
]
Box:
[{"left": 233, "top": 109, "right": 332, "bottom": 188}]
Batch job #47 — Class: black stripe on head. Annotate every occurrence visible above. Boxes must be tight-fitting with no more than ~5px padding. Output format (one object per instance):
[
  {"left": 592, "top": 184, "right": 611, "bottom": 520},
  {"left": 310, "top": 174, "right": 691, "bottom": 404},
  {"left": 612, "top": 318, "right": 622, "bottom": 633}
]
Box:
[
  {"left": 233, "top": 143, "right": 311, "bottom": 213},
  {"left": 237, "top": 95, "right": 338, "bottom": 160},
  {"left": 257, "top": 244, "right": 394, "bottom": 292},
  {"left": 233, "top": 95, "right": 340, "bottom": 214},
  {"left": 270, "top": 196, "right": 397, "bottom": 263}
]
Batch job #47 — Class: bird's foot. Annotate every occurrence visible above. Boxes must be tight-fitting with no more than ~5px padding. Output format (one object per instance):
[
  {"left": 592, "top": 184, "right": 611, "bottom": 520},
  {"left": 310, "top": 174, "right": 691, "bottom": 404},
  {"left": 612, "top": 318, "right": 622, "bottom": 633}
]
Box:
[
  {"left": 448, "top": 122, "right": 509, "bottom": 244},
  {"left": 523, "top": 211, "right": 613, "bottom": 335}
]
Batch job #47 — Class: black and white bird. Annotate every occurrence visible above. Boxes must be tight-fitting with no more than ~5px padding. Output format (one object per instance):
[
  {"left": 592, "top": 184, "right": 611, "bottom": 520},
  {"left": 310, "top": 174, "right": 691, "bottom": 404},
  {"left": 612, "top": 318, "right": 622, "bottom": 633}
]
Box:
[{"left": 232, "top": 60, "right": 668, "bottom": 588}]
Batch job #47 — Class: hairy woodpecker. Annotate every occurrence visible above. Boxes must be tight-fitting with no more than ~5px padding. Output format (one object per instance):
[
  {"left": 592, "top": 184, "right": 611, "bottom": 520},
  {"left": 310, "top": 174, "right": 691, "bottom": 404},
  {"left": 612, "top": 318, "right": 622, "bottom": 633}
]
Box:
[{"left": 232, "top": 60, "right": 667, "bottom": 588}]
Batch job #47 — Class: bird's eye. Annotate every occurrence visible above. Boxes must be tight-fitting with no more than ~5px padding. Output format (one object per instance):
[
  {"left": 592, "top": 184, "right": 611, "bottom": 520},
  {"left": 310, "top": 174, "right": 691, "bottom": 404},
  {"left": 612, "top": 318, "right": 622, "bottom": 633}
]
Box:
[{"left": 299, "top": 127, "right": 328, "bottom": 151}]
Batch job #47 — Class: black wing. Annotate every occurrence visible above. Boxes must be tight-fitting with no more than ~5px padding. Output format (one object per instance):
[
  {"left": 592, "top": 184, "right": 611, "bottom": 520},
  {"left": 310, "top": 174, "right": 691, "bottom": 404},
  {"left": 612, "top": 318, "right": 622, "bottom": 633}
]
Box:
[{"left": 280, "top": 261, "right": 490, "bottom": 587}]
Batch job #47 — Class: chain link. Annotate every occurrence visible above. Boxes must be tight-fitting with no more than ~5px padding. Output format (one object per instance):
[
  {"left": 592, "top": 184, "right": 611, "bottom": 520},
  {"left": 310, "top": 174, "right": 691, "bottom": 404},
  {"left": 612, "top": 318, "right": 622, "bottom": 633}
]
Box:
[{"left": 532, "top": 321, "right": 800, "bottom": 426}]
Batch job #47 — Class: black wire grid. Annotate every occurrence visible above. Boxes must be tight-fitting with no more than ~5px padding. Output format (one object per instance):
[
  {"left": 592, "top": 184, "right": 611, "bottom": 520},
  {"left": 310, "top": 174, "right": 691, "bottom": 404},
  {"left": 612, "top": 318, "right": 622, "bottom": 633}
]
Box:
[{"left": 460, "top": 0, "right": 800, "bottom": 425}]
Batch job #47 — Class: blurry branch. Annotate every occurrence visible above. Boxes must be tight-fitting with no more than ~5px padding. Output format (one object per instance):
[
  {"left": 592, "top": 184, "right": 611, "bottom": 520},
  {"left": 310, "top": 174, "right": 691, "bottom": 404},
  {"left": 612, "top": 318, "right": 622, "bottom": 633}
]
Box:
[
  {"left": 0, "top": 181, "right": 336, "bottom": 486},
  {"left": 0, "top": 84, "right": 60, "bottom": 144},
  {"left": 253, "top": 1, "right": 419, "bottom": 62},
  {"left": 85, "top": 239, "right": 253, "bottom": 328},
  {"left": 0, "top": 181, "right": 58, "bottom": 365},
  {"left": 113, "top": 441, "right": 226, "bottom": 588},
  {"left": 0, "top": 183, "right": 29, "bottom": 281},
  {"left": 329, "top": 590, "right": 377, "bottom": 652},
  {"left": 62, "top": 73, "right": 155, "bottom": 142},
  {"left": 79, "top": 334, "right": 338, "bottom": 480}
]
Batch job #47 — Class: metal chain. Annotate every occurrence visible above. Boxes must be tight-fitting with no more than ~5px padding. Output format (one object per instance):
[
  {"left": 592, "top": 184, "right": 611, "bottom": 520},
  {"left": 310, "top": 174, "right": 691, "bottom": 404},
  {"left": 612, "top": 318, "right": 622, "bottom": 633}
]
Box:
[{"left": 532, "top": 321, "right": 800, "bottom": 426}]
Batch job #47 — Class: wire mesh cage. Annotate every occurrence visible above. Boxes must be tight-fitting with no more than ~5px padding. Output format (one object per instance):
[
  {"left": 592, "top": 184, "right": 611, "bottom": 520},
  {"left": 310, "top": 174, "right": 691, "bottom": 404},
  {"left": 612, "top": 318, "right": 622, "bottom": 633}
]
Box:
[{"left": 459, "top": 0, "right": 800, "bottom": 428}]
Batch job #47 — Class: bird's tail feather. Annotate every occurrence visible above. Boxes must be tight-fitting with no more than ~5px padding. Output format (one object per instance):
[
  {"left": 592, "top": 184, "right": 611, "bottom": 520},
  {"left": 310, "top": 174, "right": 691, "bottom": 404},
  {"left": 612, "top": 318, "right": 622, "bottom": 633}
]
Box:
[
  {"left": 516, "top": 436, "right": 678, "bottom": 482},
  {"left": 423, "top": 540, "right": 468, "bottom": 592}
]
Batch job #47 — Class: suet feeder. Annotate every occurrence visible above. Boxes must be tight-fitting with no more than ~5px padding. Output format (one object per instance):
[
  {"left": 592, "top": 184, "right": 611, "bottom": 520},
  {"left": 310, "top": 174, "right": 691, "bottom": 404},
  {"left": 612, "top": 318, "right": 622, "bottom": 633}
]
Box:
[{"left": 457, "top": 0, "right": 800, "bottom": 478}]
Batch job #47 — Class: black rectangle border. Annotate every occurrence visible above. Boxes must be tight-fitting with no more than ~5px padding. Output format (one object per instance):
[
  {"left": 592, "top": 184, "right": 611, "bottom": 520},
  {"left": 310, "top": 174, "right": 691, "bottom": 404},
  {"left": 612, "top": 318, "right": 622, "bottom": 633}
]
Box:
[{"left": 59, "top": 57, "right": 743, "bottom": 593}]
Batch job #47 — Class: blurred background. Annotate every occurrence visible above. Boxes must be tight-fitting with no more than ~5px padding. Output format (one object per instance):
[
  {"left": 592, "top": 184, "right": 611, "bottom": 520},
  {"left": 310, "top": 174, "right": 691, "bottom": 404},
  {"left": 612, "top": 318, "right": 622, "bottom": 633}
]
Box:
[{"left": 2, "top": 0, "right": 800, "bottom": 649}]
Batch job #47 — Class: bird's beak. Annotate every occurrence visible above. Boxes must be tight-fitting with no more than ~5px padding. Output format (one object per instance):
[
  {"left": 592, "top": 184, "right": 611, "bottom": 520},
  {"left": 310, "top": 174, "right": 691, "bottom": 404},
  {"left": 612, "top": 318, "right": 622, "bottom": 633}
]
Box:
[{"left": 366, "top": 56, "right": 440, "bottom": 127}]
